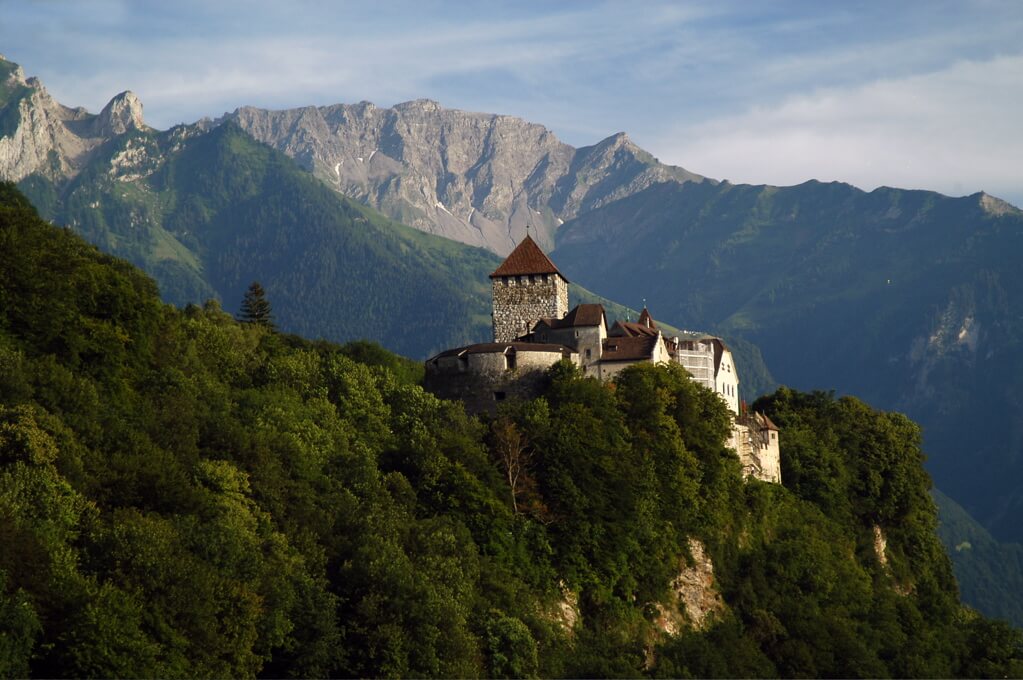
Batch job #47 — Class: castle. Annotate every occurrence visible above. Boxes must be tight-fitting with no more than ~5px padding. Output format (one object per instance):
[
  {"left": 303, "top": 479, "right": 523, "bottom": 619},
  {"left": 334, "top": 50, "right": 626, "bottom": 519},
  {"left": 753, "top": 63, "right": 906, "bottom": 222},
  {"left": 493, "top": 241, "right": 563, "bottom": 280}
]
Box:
[{"left": 424, "top": 235, "right": 781, "bottom": 483}]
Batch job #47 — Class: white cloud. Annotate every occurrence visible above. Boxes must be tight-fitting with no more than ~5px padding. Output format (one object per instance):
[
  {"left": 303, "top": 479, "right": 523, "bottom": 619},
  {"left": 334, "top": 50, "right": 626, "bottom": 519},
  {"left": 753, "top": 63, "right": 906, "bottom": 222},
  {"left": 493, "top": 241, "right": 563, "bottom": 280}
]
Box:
[{"left": 657, "top": 55, "right": 1023, "bottom": 205}]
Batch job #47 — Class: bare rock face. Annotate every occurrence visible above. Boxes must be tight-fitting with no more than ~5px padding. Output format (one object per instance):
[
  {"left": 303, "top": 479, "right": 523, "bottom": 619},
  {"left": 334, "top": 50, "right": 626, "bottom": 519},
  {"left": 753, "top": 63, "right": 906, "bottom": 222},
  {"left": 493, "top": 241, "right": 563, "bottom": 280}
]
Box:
[
  {"left": 0, "top": 57, "right": 146, "bottom": 184},
  {"left": 655, "top": 538, "right": 726, "bottom": 634},
  {"left": 226, "top": 100, "right": 710, "bottom": 255},
  {"left": 93, "top": 90, "right": 145, "bottom": 137}
]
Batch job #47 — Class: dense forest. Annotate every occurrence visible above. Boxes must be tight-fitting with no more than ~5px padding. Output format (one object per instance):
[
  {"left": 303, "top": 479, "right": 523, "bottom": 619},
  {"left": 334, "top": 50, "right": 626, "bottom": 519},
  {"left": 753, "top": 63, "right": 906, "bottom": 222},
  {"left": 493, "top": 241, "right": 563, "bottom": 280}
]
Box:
[{"left": 1, "top": 182, "right": 1021, "bottom": 677}]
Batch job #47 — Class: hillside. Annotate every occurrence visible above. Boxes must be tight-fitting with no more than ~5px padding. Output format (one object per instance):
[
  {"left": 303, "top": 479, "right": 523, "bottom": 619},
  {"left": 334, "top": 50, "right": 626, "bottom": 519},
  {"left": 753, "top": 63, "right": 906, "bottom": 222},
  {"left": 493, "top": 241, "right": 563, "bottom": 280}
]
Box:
[
  {"left": 934, "top": 488, "right": 1023, "bottom": 626},
  {"left": 1, "top": 184, "right": 1020, "bottom": 677},
  {"left": 17, "top": 119, "right": 500, "bottom": 359},
  {"left": 552, "top": 178, "right": 1023, "bottom": 543}
]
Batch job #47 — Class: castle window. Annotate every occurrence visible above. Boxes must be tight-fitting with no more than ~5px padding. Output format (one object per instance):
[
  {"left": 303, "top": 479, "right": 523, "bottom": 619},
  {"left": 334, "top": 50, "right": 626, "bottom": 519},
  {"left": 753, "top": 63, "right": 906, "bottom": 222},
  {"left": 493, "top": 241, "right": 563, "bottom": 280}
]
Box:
[
  {"left": 542, "top": 274, "right": 548, "bottom": 283},
  {"left": 494, "top": 391, "right": 507, "bottom": 401},
  {"left": 529, "top": 274, "right": 535, "bottom": 284},
  {"left": 585, "top": 348, "right": 592, "bottom": 359},
  {"left": 505, "top": 352, "right": 517, "bottom": 370},
  {"left": 458, "top": 355, "right": 468, "bottom": 372},
  {"left": 517, "top": 276, "right": 524, "bottom": 284}
]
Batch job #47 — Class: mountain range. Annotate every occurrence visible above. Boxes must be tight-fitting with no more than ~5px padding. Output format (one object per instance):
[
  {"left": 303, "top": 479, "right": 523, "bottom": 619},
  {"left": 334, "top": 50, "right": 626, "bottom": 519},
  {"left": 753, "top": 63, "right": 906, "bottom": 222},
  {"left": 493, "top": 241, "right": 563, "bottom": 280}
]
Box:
[{"left": 3, "top": 54, "right": 1023, "bottom": 624}]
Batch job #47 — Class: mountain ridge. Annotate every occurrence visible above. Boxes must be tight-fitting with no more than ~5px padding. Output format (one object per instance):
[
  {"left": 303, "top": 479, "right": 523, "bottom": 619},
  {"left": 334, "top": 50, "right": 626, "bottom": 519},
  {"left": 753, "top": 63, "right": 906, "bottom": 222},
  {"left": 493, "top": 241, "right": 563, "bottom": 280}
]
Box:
[
  {"left": 222, "top": 97, "right": 710, "bottom": 255},
  {"left": 551, "top": 177, "right": 1023, "bottom": 546}
]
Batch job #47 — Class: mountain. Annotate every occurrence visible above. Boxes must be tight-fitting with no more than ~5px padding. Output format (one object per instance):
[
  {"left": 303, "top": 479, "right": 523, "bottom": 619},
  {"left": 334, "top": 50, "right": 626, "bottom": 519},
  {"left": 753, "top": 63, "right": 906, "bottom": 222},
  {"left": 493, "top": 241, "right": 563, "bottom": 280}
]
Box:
[
  {"left": 225, "top": 100, "right": 708, "bottom": 255},
  {"left": 0, "top": 56, "right": 144, "bottom": 182},
  {"left": 18, "top": 118, "right": 501, "bottom": 359},
  {"left": 551, "top": 178, "right": 1023, "bottom": 545}
]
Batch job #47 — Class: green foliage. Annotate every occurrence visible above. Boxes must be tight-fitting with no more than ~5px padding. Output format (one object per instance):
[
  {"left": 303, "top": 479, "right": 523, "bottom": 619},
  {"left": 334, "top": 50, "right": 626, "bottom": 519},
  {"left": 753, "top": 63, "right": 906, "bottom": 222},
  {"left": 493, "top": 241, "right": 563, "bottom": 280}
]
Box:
[
  {"left": 551, "top": 176, "right": 1023, "bottom": 617},
  {"left": 0, "top": 183, "right": 1019, "bottom": 677},
  {"left": 239, "top": 280, "right": 275, "bottom": 329},
  {"left": 17, "top": 123, "right": 502, "bottom": 359},
  {"left": 933, "top": 488, "right": 1023, "bottom": 627}
]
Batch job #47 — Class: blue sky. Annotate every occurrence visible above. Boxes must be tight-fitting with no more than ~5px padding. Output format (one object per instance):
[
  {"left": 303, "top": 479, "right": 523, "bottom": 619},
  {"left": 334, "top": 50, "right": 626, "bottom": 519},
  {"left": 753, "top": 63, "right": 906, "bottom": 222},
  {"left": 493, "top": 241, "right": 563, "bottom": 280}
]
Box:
[{"left": 2, "top": 0, "right": 1021, "bottom": 205}]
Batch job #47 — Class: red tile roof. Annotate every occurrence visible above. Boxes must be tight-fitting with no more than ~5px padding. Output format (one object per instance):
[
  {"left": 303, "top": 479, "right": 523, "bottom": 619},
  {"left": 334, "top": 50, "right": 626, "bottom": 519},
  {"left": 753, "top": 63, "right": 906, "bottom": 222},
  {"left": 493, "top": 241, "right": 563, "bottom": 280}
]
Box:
[
  {"left": 490, "top": 235, "right": 568, "bottom": 280},
  {"left": 537, "top": 303, "right": 606, "bottom": 329},
  {"left": 600, "top": 335, "right": 659, "bottom": 362},
  {"left": 610, "top": 320, "right": 659, "bottom": 338},
  {"left": 756, "top": 412, "right": 780, "bottom": 431},
  {"left": 637, "top": 308, "right": 656, "bottom": 329},
  {"left": 608, "top": 308, "right": 661, "bottom": 338}
]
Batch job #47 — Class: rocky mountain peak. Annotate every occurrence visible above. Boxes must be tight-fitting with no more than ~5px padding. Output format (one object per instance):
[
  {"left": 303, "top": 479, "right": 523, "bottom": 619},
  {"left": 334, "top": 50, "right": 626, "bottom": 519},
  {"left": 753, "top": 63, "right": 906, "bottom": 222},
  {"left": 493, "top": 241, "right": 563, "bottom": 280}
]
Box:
[
  {"left": 588, "top": 131, "right": 647, "bottom": 159},
  {"left": 2, "top": 62, "right": 26, "bottom": 87},
  {"left": 394, "top": 98, "right": 442, "bottom": 112},
  {"left": 94, "top": 90, "right": 145, "bottom": 136},
  {"left": 0, "top": 62, "right": 150, "bottom": 185},
  {"left": 979, "top": 191, "right": 1021, "bottom": 216},
  {"left": 224, "top": 99, "right": 708, "bottom": 255}
]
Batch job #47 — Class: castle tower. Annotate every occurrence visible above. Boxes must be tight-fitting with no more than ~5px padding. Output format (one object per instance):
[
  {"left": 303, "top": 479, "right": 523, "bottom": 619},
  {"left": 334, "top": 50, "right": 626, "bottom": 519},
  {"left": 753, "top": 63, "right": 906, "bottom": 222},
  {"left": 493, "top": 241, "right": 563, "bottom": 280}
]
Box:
[{"left": 490, "top": 235, "right": 570, "bottom": 342}]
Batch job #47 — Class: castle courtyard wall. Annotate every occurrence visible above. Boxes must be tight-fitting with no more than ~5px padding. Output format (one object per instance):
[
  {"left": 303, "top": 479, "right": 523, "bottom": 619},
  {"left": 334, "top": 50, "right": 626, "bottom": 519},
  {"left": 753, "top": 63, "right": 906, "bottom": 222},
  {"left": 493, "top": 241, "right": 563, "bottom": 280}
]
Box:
[{"left": 424, "top": 348, "right": 571, "bottom": 415}]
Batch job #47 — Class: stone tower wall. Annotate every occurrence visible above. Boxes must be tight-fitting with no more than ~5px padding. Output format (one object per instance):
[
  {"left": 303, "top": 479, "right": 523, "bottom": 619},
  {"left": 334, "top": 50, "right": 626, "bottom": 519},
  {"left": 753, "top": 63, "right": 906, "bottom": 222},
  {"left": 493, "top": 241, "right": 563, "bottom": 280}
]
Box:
[{"left": 492, "top": 274, "right": 569, "bottom": 342}]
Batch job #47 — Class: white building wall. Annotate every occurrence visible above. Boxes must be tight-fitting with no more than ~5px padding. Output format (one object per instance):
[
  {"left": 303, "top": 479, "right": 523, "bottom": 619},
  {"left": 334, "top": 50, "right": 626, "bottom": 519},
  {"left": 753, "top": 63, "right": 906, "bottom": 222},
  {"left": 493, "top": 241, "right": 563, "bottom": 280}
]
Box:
[{"left": 715, "top": 348, "right": 740, "bottom": 416}]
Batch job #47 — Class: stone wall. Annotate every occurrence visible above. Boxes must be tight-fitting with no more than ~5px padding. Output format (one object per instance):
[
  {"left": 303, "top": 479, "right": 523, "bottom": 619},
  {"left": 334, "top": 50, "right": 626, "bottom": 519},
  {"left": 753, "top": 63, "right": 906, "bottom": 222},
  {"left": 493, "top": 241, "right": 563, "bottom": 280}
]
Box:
[
  {"left": 732, "top": 419, "right": 781, "bottom": 483},
  {"left": 424, "top": 347, "right": 572, "bottom": 415},
  {"left": 492, "top": 273, "right": 569, "bottom": 342}
]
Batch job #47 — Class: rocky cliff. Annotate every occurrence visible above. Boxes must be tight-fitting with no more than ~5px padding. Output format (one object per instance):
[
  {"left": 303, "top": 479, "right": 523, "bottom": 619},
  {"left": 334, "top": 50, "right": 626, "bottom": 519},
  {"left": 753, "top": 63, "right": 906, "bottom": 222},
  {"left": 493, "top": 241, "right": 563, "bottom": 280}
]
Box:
[
  {"left": 225, "top": 100, "right": 709, "bottom": 254},
  {"left": 0, "top": 56, "right": 145, "bottom": 183}
]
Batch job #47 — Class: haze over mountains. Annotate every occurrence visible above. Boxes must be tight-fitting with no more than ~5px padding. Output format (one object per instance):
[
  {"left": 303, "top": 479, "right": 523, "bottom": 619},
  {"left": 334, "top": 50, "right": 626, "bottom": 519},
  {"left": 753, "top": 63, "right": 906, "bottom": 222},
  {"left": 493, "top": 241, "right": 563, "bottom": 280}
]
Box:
[{"left": 4, "top": 55, "right": 1023, "bottom": 624}]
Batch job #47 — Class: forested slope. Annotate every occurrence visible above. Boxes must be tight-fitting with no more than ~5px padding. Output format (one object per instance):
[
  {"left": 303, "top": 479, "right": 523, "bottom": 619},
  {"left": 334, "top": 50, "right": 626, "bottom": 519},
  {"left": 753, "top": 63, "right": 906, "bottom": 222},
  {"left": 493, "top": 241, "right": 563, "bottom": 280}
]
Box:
[
  {"left": 1, "top": 183, "right": 1019, "bottom": 677},
  {"left": 554, "top": 179, "right": 1023, "bottom": 546}
]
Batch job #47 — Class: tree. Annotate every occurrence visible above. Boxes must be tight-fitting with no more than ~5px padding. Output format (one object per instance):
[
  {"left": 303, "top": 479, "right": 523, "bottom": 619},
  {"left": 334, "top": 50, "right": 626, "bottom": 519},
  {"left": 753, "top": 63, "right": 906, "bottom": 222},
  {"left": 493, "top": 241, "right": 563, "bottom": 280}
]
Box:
[
  {"left": 239, "top": 281, "right": 275, "bottom": 329},
  {"left": 491, "top": 418, "right": 531, "bottom": 515}
]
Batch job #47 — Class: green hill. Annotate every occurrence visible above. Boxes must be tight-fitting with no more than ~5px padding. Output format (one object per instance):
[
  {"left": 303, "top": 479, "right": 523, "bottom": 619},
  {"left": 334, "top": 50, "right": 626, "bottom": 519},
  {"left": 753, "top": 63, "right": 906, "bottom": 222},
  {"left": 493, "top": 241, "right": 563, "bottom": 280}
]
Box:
[
  {"left": 554, "top": 179, "right": 1023, "bottom": 544},
  {"left": 19, "top": 122, "right": 504, "bottom": 358},
  {"left": 2, "top": 183, "right": 1021, "bottom": 676}
]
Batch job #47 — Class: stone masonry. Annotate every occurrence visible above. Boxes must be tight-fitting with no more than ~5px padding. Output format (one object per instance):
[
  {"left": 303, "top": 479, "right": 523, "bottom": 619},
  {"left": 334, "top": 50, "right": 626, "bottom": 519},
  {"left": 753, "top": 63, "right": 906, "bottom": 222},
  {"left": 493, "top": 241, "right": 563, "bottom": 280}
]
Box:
[{"left": 492, "top": 273, "right": 569, "bottom": 342}]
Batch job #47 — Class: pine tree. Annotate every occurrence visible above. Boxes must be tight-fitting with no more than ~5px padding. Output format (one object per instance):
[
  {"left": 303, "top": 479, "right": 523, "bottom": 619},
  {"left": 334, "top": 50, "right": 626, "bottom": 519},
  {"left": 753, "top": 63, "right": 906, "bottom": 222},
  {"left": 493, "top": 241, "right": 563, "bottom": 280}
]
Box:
[{"left": 240, "top": 281, "right": 275, "bottom": 329}]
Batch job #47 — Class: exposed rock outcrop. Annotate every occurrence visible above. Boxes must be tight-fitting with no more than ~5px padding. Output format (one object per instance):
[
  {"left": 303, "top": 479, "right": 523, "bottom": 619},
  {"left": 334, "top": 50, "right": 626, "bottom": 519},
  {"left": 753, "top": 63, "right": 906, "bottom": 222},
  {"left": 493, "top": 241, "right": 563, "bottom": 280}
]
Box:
[
  {"left": 225, "top": 100, "right": 710, "bottom": 255},
  {"left": 0, "top": 57, "right": 146, "bottom": 184},
  {"left": 540, "top": 581, "right": 580, "bottom": 637},
  {"left": 651, "top": 538, "right": 726, "bottom": 637},
  {"left": 93, "top": 90, "right": 145, "bottom": 137}
]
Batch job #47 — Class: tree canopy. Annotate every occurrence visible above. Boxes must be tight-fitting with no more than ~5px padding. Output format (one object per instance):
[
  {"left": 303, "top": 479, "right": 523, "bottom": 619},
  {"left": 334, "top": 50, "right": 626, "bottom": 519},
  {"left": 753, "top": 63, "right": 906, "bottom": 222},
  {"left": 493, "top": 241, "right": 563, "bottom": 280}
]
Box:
[{"left": 0, "top": 182, "right": 1020, "bottom": 678}]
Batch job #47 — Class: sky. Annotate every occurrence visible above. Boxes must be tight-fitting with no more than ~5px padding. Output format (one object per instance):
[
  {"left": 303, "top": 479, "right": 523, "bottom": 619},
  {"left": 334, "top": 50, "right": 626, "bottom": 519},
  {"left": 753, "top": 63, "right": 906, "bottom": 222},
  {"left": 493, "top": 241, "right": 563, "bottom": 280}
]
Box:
[{"left": 2, "top": 0, "right": 1021, "bottom": 206}]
